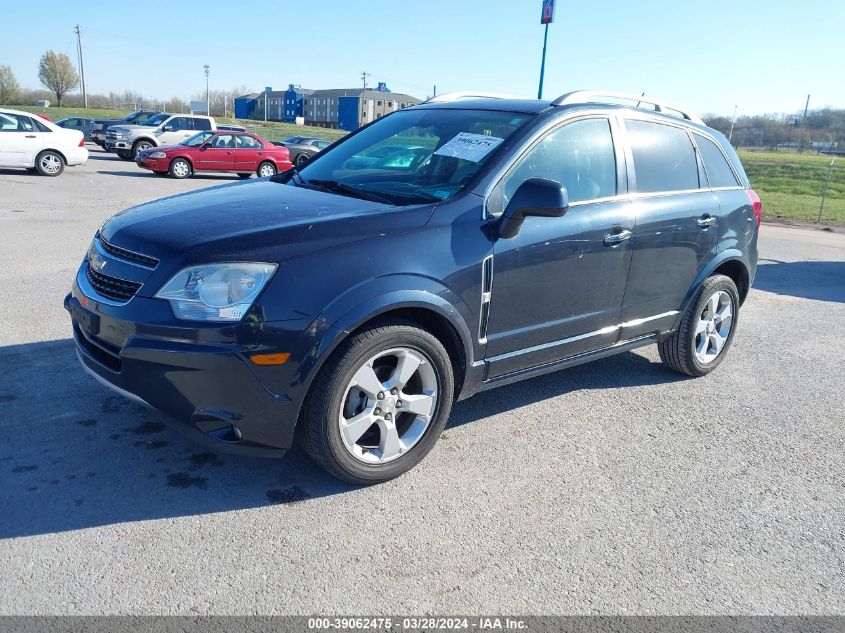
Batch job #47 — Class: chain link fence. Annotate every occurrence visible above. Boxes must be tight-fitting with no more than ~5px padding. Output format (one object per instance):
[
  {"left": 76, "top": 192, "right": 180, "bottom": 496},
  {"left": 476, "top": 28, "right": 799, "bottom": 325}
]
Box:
[{"left": 740, "top": 153, "right": 843, "bottom": 223}]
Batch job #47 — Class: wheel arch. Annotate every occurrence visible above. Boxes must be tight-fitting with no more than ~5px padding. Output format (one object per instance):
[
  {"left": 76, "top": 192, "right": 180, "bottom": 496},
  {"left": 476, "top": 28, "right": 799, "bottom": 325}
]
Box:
[
  {"left": 671, "top": 250, "right": 751, "bottom": 331},
  {"left": 36, "top": 147, "right": 67, "bottom": 165}
]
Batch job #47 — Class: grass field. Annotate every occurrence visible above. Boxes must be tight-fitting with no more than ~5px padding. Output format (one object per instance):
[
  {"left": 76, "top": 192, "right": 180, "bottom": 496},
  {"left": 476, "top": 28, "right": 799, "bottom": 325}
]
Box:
[{"left": 738, "top": 149, "right": 843, "bottom": 223}]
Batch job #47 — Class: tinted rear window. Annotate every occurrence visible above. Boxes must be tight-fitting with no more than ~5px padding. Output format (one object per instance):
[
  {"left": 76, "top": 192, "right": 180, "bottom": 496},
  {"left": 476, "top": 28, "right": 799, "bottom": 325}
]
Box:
[
  {"left": 627, "top": 119, "right": 699, "bottom": 193},
  {"left": 695, "top": 133, "right": 740, "bottom": 188}
]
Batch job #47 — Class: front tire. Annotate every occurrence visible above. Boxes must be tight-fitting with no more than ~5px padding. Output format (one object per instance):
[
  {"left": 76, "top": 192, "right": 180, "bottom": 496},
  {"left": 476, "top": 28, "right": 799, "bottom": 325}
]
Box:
[
  {"left": 35, "top": 150, "right": 64, "bottom": 176},
  {"left": 659, "top": 274, "right": 739, "bottom": 377},
  {"left": 301, "top": 319, "right": 455, "bottom": 485},
  {"left": 132, "top": 139, "right": 154, "bottom": 158},
  {"left": 237, "top": 172, "right": 252, "bottom": 179},
  {"left": 168, "top": 158, "right": 192, "bottom": 179}
]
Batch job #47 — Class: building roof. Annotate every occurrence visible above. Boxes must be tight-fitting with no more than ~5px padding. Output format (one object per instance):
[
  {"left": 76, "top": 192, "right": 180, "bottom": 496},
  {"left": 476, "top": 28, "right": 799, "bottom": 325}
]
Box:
[{"left": 307, "top": 88, "right": 421, "bottom": 103}]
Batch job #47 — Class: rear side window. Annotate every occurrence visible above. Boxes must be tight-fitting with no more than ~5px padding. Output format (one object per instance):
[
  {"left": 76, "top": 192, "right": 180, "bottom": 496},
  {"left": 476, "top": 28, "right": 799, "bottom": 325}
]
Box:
[
  {"left": 627, "top": 120, "right": 699, "bottom": 193},
  {"left": 695, "top": 133, "right": 740, "bottom": 188},
  {"left": 192, "top": 118, "right": 212, "bottom": 131}
]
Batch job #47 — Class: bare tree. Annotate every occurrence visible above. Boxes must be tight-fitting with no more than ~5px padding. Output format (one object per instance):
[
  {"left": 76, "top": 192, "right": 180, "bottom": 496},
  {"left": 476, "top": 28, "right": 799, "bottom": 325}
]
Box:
[
  {"left": 0, "top": 65, "right": 21, "bottom": 104},
  {"left": 38, "top": 50, "right": 79, "bottom": 107}
]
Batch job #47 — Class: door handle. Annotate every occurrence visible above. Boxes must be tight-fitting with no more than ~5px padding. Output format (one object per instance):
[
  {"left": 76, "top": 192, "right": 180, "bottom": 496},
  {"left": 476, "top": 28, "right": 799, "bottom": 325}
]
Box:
[
  {"left": 25, "top": 135, "right": 36, "bottom": 138},
  {"left": 603, "top": 228, "right": 632, "bottom": 246},
  {"left": 697, "top": 215, "right": 717, "bottom": 228}
]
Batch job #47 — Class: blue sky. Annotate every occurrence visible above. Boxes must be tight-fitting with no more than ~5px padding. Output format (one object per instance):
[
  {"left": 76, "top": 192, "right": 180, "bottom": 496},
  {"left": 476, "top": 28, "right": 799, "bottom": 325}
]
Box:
[{"left": 1, "top": 0, "right": 843, "bottom": 116}]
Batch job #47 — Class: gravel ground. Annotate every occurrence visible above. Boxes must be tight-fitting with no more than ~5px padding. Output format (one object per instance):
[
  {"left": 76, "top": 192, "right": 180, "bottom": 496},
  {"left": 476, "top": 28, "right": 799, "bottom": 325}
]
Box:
[{"left": 0, "top": 149, "right": 843, "bottom": 615}]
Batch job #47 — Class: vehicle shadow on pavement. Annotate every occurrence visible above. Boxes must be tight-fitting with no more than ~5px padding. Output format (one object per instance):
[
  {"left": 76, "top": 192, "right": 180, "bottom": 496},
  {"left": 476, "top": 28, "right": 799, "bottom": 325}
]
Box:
[
  {"left": 96, "top": 170, "right": 241, "bottom": 180},
  {"left": 1, "top": 338, "right": 684, "bottom": 538},
  {"left": 0, "top": 339, "right": 356, "bottom": 539},
  {"left": 448, "top": 350, "right": 685, "bottom": 429},
  {"left": 754, "top": 259, "right": 845, "bottom": 303}
]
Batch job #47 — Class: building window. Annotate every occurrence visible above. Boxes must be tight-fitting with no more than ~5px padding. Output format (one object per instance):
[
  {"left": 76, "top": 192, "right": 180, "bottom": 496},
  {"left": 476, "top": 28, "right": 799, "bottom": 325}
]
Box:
[
  {"left": 388, "top": 101, "right": 393, "bottom": 107},
  {"left": 377, "top": 100, "right": 382, "bottom": 106}
]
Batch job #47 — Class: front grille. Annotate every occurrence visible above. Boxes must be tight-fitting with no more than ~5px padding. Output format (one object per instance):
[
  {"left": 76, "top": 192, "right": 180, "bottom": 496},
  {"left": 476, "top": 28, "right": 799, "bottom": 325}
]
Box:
[
  {"left": 99, "top": 235, "right": 158, "bottom": 268},
  {"left": 86, "top": 265, "right": 142, "bottom": 302}
]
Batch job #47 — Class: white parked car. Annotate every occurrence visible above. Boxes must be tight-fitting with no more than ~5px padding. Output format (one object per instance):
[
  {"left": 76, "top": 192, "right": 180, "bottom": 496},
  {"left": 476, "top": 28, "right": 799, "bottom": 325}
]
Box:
[{"left": 0, "top": 108, "right": 88, "bottom": 176}]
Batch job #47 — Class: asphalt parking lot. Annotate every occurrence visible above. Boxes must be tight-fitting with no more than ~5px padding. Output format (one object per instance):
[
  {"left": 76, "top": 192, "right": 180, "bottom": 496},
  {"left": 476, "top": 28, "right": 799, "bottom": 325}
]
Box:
[{"left": 0, "top": 147, "right": 843, "bottom": 615}]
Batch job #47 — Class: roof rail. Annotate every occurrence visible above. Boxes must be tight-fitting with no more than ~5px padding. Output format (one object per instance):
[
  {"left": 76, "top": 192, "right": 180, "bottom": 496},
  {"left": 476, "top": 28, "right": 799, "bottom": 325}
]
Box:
[
  {"left": 551, "top": 90, "right": 704, "bottom": 125},
  {"left": 424, "top": 91, "right": 522, "bottom": 104}
]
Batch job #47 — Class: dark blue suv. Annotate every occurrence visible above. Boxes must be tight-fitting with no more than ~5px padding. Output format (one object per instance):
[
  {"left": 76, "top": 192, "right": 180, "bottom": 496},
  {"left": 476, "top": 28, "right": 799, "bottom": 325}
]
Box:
[{"left": 66, "top": 90, "right": 761, "bottom": 484}]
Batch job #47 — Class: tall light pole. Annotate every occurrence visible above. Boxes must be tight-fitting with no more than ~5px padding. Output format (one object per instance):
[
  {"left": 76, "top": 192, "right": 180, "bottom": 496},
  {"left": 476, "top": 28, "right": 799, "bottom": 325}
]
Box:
[
  {"left": 537, "top": 0, "right": 555, "bottom": 99},
  {"left": 74, "top": 25, "right": 88, "bottom": 108},
  {"left": 203, "top": 65, "right": 210, "bottom": 116}
]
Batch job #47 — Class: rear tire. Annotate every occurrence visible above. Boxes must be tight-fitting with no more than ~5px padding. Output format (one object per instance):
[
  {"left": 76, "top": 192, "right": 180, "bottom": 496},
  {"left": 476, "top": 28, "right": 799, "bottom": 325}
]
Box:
[
  {"left": 658, "top": 274, "right": 739, "bottom": 377},
  {"left": 300, "top": 319, "right": 454, "bottom": 485},
  {"left": 294, "top": 153, "right": 309, "bottom": 166},
  {"left": 168, "top": 158, "right": 192, "bottom": 179},
  {"left": 257, "top": 161, "right": 277, "bottom": 177},
  {"left": 34, "top": 150, "right": 64, "bottom": 176}
]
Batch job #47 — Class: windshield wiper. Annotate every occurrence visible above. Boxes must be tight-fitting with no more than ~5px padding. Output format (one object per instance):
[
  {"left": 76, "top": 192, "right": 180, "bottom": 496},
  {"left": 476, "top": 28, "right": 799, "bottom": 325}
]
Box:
[{"left": 306, "top": 179, "right": 394, "bottom": 205}]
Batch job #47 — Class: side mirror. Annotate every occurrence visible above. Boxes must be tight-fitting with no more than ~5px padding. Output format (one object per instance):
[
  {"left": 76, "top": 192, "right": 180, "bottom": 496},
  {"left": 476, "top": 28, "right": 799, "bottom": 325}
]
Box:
[
  {"left": 162, "top": 124, "right": 173, "bottom": 132},
  {"left": 498, "top": 178, "right": 569, "bottom": 239}
]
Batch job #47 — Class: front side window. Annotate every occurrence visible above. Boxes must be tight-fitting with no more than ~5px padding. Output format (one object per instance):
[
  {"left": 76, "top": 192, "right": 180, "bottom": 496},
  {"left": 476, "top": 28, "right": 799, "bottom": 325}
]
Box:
[
  {"left": 627, "top": 119, "right": 699, "bottom": 193},
  {"left": 498, "top": 117, "right": 617, "bottom": 209},
  {"left": 695, "top": 133, "right": 740, "bottom": 188},
  {"left": 289, "top": 108, "right": 533, "bottom": 206}
]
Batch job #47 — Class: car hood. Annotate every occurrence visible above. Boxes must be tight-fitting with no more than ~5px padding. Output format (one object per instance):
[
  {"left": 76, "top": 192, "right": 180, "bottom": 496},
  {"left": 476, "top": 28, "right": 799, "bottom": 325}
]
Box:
[
  {"left": 109, "top": 124, "right": 154, "bottom": 132},
  {"left": 100, "top": 179, "right": 435, "bottom": 265}
]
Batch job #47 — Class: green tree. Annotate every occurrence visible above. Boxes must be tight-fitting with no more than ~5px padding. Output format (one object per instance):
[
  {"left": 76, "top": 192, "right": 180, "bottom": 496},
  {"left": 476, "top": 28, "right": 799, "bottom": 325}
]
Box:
[
  {"left": 38, "top": 50, "right": 79, "bottom": 107},
  {"left": 0, "top": 65, "right": 20, "bottom": 104}
]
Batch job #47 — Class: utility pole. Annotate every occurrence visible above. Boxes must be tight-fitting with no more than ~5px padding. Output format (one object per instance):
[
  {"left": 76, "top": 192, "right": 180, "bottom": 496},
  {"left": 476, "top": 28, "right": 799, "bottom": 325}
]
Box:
[
  {"left": 74, "top": 25, "right": 88, "bottom": 108},
  {"left": 433, "top": 85, "right": 437, "bottom": 97},
  {"left": 361, "top": 71, "right": 370, "bottom": 92},
  {"left": 728, "top": 105, "right": 738, "bottom": 143},
  {"left": 203, "top": 65, "right": 210, "bottom": 116},
  {"left": 803, "top": 94, "right": 811, "bottom": 119}
]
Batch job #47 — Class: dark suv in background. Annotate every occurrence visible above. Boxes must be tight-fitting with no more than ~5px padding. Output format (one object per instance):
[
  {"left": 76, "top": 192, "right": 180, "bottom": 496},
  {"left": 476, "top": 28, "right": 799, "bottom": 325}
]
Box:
[{"left": 66, "top": 90, "right": 761, "bottom": 484}]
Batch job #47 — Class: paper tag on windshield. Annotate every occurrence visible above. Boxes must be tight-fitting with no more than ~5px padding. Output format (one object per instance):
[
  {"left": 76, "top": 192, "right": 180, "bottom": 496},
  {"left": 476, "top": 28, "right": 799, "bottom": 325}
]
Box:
[{"left": 434, "top": 132, "right": 504, "bottom": 163}]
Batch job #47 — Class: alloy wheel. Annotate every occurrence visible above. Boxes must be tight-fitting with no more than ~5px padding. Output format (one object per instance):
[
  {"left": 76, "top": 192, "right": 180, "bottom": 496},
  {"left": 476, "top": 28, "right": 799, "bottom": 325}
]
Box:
[
  {"left": 40, "top": 154, "right": 62, "bottom": 175},
  {"left": 694, "top": 290, "right": 733, "bottom": 364},
  {"left": 338, "top": 347, "right": 438, "bottom": 464}
]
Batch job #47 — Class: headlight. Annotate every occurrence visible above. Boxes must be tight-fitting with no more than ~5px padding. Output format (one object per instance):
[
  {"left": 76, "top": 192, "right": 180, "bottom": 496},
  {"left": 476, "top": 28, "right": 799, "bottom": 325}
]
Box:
[
  {"left": 148, "top": 151, "right": 166, "bottom": 158},
  {"left": 154, "top": 263, "right": 277, "bottom": 322}
]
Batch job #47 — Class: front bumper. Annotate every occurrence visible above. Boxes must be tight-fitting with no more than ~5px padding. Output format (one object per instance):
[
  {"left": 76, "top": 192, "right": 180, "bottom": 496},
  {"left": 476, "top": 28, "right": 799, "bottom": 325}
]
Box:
[
  {"left": 65, "top": 269, "right": 334, "bottom": 456},
  {"left": 136, "top": 155, "right": 167, "bottom": 171},
  {"left": 105, "top": 139, "right": 131, "bottom": 151}
]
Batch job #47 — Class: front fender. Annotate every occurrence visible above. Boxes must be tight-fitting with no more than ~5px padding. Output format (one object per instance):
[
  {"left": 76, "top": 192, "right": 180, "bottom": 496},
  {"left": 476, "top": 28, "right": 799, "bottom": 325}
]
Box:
[{"left": 290, "top": 277, "right": 478, "bottom": 408}]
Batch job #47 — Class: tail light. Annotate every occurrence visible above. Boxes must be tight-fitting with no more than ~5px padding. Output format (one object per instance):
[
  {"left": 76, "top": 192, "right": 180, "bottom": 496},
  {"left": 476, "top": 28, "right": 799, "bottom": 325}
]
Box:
[
  {"left": 746, "top": 189, "right": 762, "bottom": 228},
  {"left": 78, "top": 138, "right": 85, "bottom": 147}
]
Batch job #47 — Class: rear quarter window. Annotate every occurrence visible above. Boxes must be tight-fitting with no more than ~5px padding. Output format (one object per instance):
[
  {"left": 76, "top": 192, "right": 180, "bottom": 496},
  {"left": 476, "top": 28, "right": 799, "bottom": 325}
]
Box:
[
  {"left": 695, "top": 133, "right": 740, "bottom": 188},
  {"left": 627, "top": 119, "right": 699, "bottom": 193}
]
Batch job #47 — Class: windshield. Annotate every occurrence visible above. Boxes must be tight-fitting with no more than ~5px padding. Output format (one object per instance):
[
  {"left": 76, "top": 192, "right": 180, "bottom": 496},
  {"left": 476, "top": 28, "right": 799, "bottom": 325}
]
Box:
[
  {"left": 291, "top": 108, "right": 532, "bottom": 205},
  {"left": 181, "top": 131, "right": 215, "bottom": 147},
  {"left": 143, "top": 114, "right": 169, "bottom": 127}
]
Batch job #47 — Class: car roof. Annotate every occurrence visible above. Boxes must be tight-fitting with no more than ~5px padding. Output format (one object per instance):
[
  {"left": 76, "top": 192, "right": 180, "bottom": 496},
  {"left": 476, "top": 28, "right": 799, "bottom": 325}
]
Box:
[
  {"left": 416, "top": 99, "right": 552, "bottom": 114},
  {"left": 413, "top": 98, "right": 716, "bottom": 135}
]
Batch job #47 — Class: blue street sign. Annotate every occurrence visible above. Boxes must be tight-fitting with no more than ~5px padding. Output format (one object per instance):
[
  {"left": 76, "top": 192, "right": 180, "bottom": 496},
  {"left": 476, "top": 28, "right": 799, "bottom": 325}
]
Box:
[{"left": 541, "top": 0, "right": 555, "bottom": 24}]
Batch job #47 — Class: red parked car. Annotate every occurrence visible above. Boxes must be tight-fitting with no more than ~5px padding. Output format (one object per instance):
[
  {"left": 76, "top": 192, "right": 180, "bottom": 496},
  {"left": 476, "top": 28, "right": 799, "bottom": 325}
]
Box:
[{"left": 135, "top": 131, "right": 292, "bottom": 179}]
